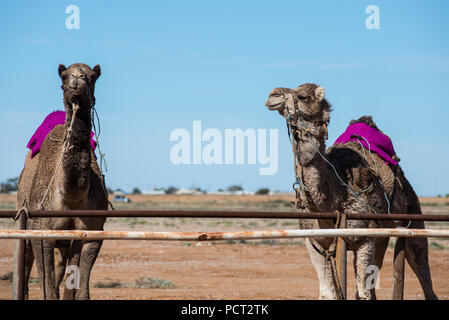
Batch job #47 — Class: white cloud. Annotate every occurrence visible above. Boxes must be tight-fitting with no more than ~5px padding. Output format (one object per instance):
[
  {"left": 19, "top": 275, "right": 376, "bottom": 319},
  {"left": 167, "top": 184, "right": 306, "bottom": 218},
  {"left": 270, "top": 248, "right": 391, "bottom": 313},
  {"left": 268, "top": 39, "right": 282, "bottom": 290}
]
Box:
[
  {"left": 262, "top": 61, "right": 312, "bottom": 68},
  {"left": 20, "top": 38, "right": 52, "bottom": 45},
  {"left": 317, "top": 63, "right": 364, "bottom": 70},
  {"left": 262, "top": 61, "right": 364, "bottom": 70}
]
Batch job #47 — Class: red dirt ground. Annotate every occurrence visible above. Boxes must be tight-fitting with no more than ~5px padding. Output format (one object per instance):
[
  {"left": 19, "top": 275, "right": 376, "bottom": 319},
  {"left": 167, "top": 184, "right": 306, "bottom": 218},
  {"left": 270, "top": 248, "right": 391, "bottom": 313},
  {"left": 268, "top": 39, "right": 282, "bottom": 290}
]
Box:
[
  {"left": 0, "top": 239, "right": 448, "bottom": 300},
  {"left": 0, "top": 194, "right": 447, "bottom": 300}
]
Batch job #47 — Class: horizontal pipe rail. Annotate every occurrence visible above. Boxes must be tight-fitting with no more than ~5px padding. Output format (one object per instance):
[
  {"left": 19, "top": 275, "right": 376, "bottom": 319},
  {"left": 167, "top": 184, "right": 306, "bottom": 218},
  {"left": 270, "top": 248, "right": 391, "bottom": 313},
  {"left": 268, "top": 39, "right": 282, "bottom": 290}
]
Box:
[
  {"left": 1, "top": 210, "right": 449, "bottom": 221},
  {"left": 0, "top": 228, "right": 448, "bottom": 241}
]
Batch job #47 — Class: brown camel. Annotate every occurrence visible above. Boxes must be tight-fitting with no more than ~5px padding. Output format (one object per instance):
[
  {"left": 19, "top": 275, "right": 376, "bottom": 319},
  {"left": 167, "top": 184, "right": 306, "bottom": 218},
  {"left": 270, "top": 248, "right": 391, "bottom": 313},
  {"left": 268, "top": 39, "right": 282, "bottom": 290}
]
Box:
[
  {"left": 15, "top": 63, "right": 107, "bottom": 300},
  {"left": 265, "top": 83, "right": 437, "bottom": 300}
]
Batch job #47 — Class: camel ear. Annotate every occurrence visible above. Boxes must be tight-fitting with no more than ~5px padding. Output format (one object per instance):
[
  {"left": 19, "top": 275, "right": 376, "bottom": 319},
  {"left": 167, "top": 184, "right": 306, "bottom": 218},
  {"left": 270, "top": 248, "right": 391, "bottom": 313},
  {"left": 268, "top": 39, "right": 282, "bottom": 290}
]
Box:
[
  {"left": 92, "top": 64, "right": 101, "bottom": 79},
  {"left": 314, "top": 86, "right": 325, "bottom": 102},
  {"left": 58, "top": 64, "right": 67, "bottom": 78}
]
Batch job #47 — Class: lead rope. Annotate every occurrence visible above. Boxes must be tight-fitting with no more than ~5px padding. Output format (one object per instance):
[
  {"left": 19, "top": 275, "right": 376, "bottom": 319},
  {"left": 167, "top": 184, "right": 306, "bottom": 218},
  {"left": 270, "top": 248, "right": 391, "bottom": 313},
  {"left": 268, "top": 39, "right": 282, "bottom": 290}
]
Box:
[
  {"left": 329, "top": 211, "right": 345, "bottom": 300},
  {"left": 286, "top": 100, "right": 343, "bottom": 299},
  {"left": 355, "top": 136, "right": 411, "bottom": 228},
  {"left": 85, "top": 81, "right": 111, "bottom": 209},
  {"left": 37, "top": 104, "right": 78, "bottom": 211},
  {"left": 34, "top": 103, "right": 79, "bottom": 299},
  {"left": 309, "top": 212, "right": 345, "bottom": 300},
  {"left": 355, "top": 136, "right": 391, "bottom": 214},
  {"left": 284, "top": 97, "right": 372, "bottom": 300},
  {"left": 91, "top": 107, "right": 107, "bottom": 174},
  {"left": 285, "top": 97, "right": 307, "bottom": 210},
  {"left": 294, "top": 113, "right": 380, "bottom": 214}
]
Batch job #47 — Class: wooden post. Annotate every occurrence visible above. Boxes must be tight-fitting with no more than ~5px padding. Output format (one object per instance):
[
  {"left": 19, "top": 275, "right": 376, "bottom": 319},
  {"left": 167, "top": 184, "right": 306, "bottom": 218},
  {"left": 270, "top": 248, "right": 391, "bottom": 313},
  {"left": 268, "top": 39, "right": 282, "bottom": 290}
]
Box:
[
  {"left": 336, "top": 211, "right": 347, "bottom": 300},
  {"left": 12, "top": 210, "right": 27, "bottom": 300},
  {"left": 392, "top": 237, "right": 406, "bottom": 300}
]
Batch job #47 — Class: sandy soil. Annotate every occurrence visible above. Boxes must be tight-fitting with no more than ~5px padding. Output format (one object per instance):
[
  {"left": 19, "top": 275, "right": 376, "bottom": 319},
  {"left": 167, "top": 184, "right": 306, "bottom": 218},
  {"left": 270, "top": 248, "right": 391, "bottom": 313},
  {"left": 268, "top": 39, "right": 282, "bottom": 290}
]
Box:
[
  {"left": 1, "top": 193, "right": 449, "bottom": 205},
  {"left": 0, "top": 237, "right": 448, "bottom": 300},
  {"left": 0, "top": 194, "right": 448, "bottom": 300}
]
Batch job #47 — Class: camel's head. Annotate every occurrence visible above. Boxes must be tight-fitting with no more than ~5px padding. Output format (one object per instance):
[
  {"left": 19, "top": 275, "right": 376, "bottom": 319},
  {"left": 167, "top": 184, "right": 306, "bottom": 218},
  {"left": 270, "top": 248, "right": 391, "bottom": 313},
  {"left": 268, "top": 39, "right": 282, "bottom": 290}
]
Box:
[
  {"left": 58, "top": 63, "right": 101, "bottom": 109},
  {"left": 265, "top": 83, "right": 331, "bottom": 139},
  {"left": 294, "top": 83, "right": 330, "bottom": 123}
]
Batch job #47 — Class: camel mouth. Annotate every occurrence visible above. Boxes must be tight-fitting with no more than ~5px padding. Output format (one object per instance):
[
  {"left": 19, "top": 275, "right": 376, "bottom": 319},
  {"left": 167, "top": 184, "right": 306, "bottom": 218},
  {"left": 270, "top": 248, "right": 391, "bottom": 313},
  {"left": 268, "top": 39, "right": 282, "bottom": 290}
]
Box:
[
  {"left": 265, "top": 101, "right": 284, "bottom": 110},
  {"left": 65, "top": 88, "right": 86, "bottom": 97},
  {"left": 64, "top": 89, "right": 94, "bottom": 109}
]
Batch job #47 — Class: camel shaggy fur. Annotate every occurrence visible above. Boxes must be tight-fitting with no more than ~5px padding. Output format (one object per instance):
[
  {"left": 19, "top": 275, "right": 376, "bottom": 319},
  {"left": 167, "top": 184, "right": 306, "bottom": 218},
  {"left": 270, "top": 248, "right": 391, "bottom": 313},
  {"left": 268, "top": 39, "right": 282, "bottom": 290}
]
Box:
[
  {"left": 265, "top": 83, "right": 437, "bottom": 299},
  {"left": 16, "top": 63, "right": 107, "bottom": 300}
]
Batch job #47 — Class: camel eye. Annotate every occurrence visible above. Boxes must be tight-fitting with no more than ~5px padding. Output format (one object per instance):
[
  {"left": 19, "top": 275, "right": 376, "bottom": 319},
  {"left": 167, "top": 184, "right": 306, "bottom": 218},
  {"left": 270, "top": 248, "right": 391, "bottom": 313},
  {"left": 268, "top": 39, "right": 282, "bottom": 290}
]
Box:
[{"left": 298, "top": 93, "right": 308, "bottom": 101}]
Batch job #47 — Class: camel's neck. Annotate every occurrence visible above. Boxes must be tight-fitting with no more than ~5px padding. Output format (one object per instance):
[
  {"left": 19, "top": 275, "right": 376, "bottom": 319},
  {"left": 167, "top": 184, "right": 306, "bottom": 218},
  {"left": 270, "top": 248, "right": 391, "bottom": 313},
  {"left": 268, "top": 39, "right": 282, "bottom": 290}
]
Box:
[
  {"left": 56, "top": 99, "right": 92, "bottom": 208},
  {"left": 293, "top": 126, "right": 337, "bottom": 212}
]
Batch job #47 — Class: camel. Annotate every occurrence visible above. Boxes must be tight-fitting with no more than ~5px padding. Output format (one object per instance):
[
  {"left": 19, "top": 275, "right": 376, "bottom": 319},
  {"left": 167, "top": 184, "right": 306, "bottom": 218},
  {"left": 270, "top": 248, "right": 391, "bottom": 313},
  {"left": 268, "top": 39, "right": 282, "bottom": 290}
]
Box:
[
  {"left": 15, "top": 63, "right": 108, "bottom": 300},
  {"left": 265, "top": 83, "right": 437, "bottom": 300}
]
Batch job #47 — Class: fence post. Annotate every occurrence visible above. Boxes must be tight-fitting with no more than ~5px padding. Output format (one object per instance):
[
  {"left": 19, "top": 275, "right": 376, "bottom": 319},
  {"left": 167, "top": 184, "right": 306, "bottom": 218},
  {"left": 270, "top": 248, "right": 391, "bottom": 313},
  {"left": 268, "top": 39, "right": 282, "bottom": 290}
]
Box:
[
  {"left": 12, "top": 210, "right": 27, "bottom": 300},
  {"left": 392, "top": 237, "right": 405, "bottom": 300},
  {"left": 336, "top": 211, "right": 347, "bottom": 300}
]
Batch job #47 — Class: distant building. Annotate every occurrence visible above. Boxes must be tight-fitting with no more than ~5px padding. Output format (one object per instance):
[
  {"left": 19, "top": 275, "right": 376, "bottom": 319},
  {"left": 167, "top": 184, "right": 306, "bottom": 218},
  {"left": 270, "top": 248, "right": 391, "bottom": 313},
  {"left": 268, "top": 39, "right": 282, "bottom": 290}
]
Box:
[
  {"left": 143, "top": 190, "right": 165, "bottom": 195},
  {"left": 175, "top": 188, "right": 204, "bottom": 195},
  {"left": 210, "top": 190, "right": 255, "bottom": 195}
]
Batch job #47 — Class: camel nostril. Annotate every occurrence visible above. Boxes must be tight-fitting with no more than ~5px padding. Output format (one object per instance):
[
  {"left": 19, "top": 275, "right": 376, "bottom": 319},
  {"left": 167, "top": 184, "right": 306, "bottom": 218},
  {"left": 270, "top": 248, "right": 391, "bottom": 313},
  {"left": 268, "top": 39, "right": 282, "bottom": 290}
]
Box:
[{"left": 69, "top": 80, "right": 77, "bottom": 89}]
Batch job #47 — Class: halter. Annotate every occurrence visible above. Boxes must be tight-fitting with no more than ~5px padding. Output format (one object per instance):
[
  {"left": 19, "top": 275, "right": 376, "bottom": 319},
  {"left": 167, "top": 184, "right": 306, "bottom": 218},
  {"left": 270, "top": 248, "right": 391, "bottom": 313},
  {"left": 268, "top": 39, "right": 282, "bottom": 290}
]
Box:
[
  {"left": 63, "top": 72, "right": 96, "bottom": 112},
  {"left": 282, "top": 92, "right": 329, "bottom": 209},
  {"left": 61, "top": 71, "right": 106, "bottom": 173}
]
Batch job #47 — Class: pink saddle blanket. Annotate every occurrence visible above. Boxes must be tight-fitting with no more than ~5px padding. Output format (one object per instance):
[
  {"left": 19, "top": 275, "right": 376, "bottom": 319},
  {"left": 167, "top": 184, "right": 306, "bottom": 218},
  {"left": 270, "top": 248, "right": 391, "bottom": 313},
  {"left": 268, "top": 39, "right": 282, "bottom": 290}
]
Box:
[
  {"left": 333, "top": 122, "right": 398, "bottom": 167},
  {"left": 27, "top": 111, "right": 97, "bottom": 159}
]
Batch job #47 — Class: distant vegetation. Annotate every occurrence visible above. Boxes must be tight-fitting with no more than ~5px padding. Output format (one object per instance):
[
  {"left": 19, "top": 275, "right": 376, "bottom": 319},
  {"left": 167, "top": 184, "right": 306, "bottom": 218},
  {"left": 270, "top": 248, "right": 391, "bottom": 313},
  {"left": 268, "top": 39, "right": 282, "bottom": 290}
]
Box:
[
  {"left": 255, "top": 188, "right": 270, "bottom": 195},
  {"left": 0, "top": 177, "right": 18, "bottom": 193},
  {"left": 227, "top": 184, "right": 243, "bottom": 192},
  {"left": 165, "top": 186, "right": 179, "bottom": 194},
  {"left": 132, "top": 187, "right": 142, "bottom": 195}
]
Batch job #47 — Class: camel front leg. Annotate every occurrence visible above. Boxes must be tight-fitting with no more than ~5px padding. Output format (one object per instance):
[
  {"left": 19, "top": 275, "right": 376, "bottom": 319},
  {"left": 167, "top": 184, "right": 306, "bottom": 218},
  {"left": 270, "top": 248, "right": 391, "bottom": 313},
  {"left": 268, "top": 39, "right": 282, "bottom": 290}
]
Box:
[
  {"left": 30, "top": 239, "right": 58, "bottom": 300},
  {"left": 75, "top": 240, "right": 103, "bottom": 300},
  {"left": 23, "top": 239, "right": 34, "bottom": 300},
  {"left": 353, "top": 239, "right": 376, "bottom": 300},
  {"left": 305, "top": 239, "right": 340, "bottom": 300},
  {"left": 63, "top": 240, "right": 82, "bottom": 300},
  {"left": 55, "top": 242, "right": 70, "bottom": 295},
  {"left": 370, "top": 237, "right": 390, "bottom": 300}
]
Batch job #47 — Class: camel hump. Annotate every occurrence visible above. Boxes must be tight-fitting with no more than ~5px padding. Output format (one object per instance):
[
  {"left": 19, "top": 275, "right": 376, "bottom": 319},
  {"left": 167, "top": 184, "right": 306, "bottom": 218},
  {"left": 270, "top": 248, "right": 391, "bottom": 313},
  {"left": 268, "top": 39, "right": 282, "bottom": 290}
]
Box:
[
  {"left": 327, "top": 141, "right": 395, "bottom": 201},
  {"left": 349, "top": 115, "right": 379, "bottom": 130},
  {"left": 16, "top": 150, "right": 38, "bottom": 210}
]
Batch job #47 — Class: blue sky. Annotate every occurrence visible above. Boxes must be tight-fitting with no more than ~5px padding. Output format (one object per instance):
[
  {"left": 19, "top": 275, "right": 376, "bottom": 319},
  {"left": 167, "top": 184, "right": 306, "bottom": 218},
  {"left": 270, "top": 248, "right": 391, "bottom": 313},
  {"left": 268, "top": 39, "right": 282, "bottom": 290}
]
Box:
[{"left": 0, "top": 0, "right": 448, "bottom": 196}]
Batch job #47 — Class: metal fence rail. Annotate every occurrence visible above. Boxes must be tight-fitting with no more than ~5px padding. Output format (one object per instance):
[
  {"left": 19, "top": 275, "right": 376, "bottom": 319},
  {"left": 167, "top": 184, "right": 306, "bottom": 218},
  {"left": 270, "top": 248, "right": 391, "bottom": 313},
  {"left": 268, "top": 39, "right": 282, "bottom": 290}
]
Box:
[
  {"left": 1, "top": 209, "right": 449, "bottom": 221},
  {"left": 1, "top": 228, "right": 449, "bottom": 241},
  {"left": 3, "top": 209, "right": 449, "bottom": 301}
]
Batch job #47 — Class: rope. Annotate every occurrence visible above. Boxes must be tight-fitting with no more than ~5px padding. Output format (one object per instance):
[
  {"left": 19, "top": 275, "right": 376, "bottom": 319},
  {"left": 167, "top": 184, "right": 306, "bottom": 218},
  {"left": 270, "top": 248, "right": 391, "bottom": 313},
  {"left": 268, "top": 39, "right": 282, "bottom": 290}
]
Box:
[
  {"left": 108, "top": 200, "right": 116, "bottom": 211},
  {"left": 310, "top": 237, "right": 345, "bottom": 300},
  {"left": 354, "top": 136, "right": 413, "bottom": 228},
  {"left": 33, "top": 73, "right": 108, "bottom": 299},
  {"left": 37, "top": 104, "right": 78, "bottom": 211},
  {"left": 292, "top": 113, "right": 380, "bottom": 214},
  {"left": 40, "top": 235, "right": 46, "bottom": 300},
  {"left": 13, "top": 200, "right": 29, "bottom": 221},
  {"left": 91, "top": 107, "right": 107, "bottom": 174},
  {"left": 355, "top": 136, "right": 391, "bottom": 214},
  {"left": 330, "top": 211, "right": 345, "bottom": 300},
  {"left": 35, "top": 103, "right": 79, "bottom": 299},
  {"left": 287, "top": 101, "right": 412, "bottom": 227}
]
